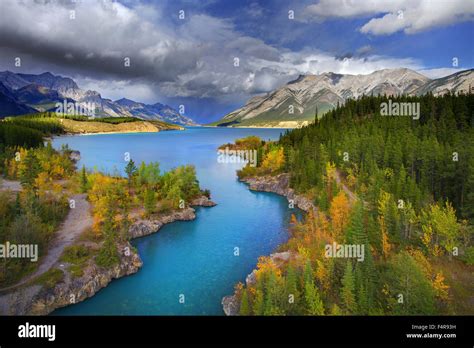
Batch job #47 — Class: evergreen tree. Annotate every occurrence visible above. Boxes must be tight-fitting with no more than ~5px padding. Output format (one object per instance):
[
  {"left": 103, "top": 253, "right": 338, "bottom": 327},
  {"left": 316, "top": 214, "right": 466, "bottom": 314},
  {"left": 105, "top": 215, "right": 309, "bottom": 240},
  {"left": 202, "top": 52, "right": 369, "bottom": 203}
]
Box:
[
  {"left": 285, "top": 264, "right": 300, "bottom": 314},
  {"left": 341, "top": 261, "right": 356, "bottom": 314},
  {"left": 19, "top": 151, "right": 41, "bottom": 188},
  {"left": 304, "top": 280, "right": 325, "bottom": 315},
  {"left": 144, "top": 189, "right": 157, "bottom": 216},
  {"left": 253, "top": 289, "right": 264, "bottom": 315},
  {"left": 346, "top": 201, "right": 367, "bottom": 247},
  {"left": 80, "top": 165, "right": 88, "bottom": 193},
  {"left": 239, "top": 289, "right": 250, "bottom": 316},
  {"left": 125, "top": 159, "right": 137, "bottom": 185}
]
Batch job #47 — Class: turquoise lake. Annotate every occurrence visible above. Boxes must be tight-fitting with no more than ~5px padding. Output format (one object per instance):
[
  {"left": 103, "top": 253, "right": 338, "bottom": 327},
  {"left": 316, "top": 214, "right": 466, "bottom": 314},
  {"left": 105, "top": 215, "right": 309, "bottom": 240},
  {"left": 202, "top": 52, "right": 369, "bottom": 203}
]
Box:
[{"left": 51, "top": 127, "right": 302, "bottom": 315}]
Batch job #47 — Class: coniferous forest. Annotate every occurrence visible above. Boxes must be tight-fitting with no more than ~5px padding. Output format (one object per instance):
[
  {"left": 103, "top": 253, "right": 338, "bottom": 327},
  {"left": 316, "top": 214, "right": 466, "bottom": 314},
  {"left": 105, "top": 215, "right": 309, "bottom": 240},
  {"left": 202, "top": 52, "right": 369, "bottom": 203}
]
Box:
[{"left": 233, "top": 93, "right": 474, "bottom": 315}]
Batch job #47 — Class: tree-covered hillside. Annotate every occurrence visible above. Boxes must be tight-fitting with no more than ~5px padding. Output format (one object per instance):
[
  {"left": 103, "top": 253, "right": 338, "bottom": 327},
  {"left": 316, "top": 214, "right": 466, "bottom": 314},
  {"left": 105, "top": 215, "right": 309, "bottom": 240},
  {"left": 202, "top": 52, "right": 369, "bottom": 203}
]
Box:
[{"left": 231, "top": 93, "right": 474, "bottom": 315}]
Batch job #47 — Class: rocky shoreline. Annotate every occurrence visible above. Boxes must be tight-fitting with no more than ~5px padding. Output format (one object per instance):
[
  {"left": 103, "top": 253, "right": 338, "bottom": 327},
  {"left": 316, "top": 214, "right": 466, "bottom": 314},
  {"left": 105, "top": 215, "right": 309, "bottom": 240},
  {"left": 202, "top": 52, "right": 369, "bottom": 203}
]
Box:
[
  {"left": 241, "top": 173, "right": 316, "bottom": 213},
  {"left": 221, "top": 173, "right": 314, "bottom": 316},
  {"left": 0, "top": 195, "right": 216, "bottom": 315},
  {"left": 222, "top": 251, "right": 292, "bottom": 316},
  {"left": 130, "top": 196, "right": 216, "bottom": 239}
]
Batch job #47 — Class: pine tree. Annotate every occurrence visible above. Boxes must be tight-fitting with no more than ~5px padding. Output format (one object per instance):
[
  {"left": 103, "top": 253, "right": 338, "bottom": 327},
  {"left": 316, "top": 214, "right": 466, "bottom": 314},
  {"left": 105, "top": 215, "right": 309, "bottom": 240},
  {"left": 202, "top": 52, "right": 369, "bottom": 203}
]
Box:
[
  {"left": 19, "top": 151, "right": 41, "bottom": 189},
  {"left": 303, "top": 261, "right": 314, "bottom": 285},
  {"left": 125, "top": 159, "right": 137, "bottom": 185},
  {"left": 285, "top": 264, "right": 300, "bottom": 314},
  {"left": 80, "top": 165, "right": 88, "bottom": 193},
  {"left": 341, "top": 261, "right": 356, "bottom": 314},
  {"left": 253, "top": 289, "right": 264, "bottom": 315},
  {"left": 239, "top": 289, "right": 250, "bottom": 315},
  {"left": 346, "top": 201, "right": 367, "bottom": 247},
  {"left": 263, "top": 270, "right": 283, "bottom": 315},
  {"left": 304, "top": 280, "right": 325, "bottom": 315},
  {"left": 144, "top": 189, "right": 157, "bottom": 216},
  {"left": 355, "top": 263, "right": 368, "bottom": 314}
]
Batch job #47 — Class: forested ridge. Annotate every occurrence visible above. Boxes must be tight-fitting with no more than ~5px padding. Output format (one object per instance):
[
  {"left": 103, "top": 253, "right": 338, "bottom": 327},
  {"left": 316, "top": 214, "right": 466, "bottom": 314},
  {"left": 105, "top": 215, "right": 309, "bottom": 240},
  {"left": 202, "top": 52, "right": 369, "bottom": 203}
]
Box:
[
  {"left": 0, "top": 112, "right": 179, "bottom": 150},
  {"left": 232, "top": 93, "right": 474, "bottom": 315}
]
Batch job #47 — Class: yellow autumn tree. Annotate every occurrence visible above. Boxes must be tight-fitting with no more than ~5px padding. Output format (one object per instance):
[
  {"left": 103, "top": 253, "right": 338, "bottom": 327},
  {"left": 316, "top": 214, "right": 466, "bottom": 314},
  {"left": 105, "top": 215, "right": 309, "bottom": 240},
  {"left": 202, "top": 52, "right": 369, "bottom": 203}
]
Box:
[
  {"left": 329, "top": 191, "right": 350, "bottom": 240},
  {"left": 7, "top": 148, "right": 28, "bottom": 179},
  {"left": 325, "top": 161, "right": 336, "bottom": 181},
  {"left": 34, "top": 172, "right": 51, "bottom": 200},
  {"left": 378, "top": 190, "right": 393, "bottom": 257},
  {"left": 290, "top": 213, "right": 298, "bottom": 224},
  {"left": 432, "top": 272, "right": 450, "bottom": 301},
  {"left": 88, "top": 173, "right": 117, "bottom": 234},
  {"left": 261, "top": 147, "right": 285, "bottom": 174},
  {"left": 255, "top": 256, "right": 282, "bottom": 280},
  {"left": 315, "top": 259, "right": 331, "bottom": 293}
]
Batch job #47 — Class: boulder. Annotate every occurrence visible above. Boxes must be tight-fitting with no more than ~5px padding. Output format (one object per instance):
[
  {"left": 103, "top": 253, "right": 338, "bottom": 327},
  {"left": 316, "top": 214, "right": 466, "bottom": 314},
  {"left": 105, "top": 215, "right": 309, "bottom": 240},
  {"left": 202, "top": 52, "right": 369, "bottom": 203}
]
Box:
[
  {"left": 69, "top": 150, "right": 81, "bottom": 162},
  {"left": 190, "top": 195, "right": 217, "bottom": 207}
]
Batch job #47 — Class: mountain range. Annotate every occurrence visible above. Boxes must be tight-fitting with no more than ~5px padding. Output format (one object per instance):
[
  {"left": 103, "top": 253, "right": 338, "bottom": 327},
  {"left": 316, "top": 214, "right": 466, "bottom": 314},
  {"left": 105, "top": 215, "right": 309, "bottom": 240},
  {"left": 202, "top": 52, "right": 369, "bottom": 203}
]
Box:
[
  {"left": 211, "top": 68, "right": 474, "bottom": 128},
  {"left": 0, "top": 71, "right": 196, "bottom": 125}
]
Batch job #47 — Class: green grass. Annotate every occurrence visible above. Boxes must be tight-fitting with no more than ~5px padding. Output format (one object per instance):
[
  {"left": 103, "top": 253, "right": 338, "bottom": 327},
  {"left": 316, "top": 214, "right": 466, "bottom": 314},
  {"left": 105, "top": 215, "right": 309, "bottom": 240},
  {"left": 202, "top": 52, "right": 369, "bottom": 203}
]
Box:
[
  {"left": 35, "top": 268, "right": 64, "bottom": 289},
  {"left": 60, "top": 244, "right": 94, "bottom": 278}
]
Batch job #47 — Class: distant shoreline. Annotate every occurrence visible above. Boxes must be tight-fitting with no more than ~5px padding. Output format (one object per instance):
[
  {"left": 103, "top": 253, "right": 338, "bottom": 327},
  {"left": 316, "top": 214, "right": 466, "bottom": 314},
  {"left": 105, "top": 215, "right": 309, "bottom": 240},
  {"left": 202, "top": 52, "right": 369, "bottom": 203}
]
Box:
[{"left": 203, "top": 125, "right": 292, "bottom": 129}]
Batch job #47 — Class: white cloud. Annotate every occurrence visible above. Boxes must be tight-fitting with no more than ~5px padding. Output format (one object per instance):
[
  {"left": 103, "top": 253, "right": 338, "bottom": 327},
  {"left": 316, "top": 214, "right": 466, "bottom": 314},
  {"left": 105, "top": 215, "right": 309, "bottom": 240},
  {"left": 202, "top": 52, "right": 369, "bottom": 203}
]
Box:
[
  {"left": 418, "top": 68, "right": 464, "bottom": 79},
  {"left": 306, "top": 0, "right": 474, "bottom": 35},
  {"left": 250, "top": 50, "right": 422, "bottom": 77},
  {"left": 75, "top": 77, "right": 157, "bottom": 103}
]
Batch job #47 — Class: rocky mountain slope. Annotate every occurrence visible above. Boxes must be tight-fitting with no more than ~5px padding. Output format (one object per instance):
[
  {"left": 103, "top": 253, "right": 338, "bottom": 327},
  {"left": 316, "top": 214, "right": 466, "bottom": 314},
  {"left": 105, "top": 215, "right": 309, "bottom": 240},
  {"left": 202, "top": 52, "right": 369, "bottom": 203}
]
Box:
[
  {"left": 0, "top": 71, "right": 196, "bottom": 125},
  {"left": 0, "top": 82, "right": 37, "bottom": 117},
  {"left": 114, "top": 98, "right": 193, "bottom": 124},
  {"left": 212, "top": 68, "right": 474, "bottom": 128}
]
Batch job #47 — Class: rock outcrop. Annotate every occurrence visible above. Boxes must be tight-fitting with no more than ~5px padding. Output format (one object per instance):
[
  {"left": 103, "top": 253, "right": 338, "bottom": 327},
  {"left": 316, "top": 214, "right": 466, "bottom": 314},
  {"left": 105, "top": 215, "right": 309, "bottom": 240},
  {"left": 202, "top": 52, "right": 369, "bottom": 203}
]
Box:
[
  {"left": 190, "top": 195, "right": 217, "bottom": 207},
  {"left": 0, "top": 241, "right": 142, "bottom": 315},
  {"left": 69, "top": 150, "right": 81, "bottom": 162},
  {"left": 129, "top": 208, "right": 196, "bottom": 239},
  {"left": 129, "top": 196, "right": 216, "bottom": 239},
  {"left": 29, "top": 242, "right": 142, "bottom": 315},
  {"left": 222, "top": 295, "right": 240, "bottom": 316},
  {"left": 241, "top": 173, "right": 316, "bottom": 213}
]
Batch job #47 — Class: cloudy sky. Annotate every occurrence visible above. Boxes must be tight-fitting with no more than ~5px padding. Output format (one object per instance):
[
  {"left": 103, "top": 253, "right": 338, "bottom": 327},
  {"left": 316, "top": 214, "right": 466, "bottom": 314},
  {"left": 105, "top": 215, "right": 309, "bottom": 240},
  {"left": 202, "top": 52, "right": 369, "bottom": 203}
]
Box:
[{"left": 0, "top": 0, "right": 473, "bottom": 123}]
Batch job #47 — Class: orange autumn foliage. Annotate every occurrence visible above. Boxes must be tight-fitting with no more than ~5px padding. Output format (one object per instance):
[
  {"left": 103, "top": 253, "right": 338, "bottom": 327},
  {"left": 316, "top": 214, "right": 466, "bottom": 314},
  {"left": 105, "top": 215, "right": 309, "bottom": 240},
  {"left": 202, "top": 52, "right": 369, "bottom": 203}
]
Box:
[
  {"left": 432, "top": 272, "right": 450, "bottom": 301},
  {"left": 329, "top": 191, "right": 350, "bottom": 240},
  {"left": 255, "top": 256, "right": 282, "bottom": 280}
]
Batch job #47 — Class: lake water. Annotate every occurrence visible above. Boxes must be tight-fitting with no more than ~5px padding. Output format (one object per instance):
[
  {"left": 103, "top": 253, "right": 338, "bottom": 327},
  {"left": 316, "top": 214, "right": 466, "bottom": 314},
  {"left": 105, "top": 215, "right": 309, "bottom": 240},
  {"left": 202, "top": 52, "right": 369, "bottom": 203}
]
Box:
[{"left": 51, "top": 127, "right": 301, "bottom": 315}]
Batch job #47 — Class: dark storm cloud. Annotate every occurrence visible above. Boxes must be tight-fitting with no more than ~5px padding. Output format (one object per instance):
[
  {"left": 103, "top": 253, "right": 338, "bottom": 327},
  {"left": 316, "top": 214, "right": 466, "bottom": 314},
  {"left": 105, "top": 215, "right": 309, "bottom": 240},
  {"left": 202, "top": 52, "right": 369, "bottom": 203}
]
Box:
[
  {"left": 0, "top": 0, "right": 299, "bottom": 100},
  {"left": 0, "top": 0, "right": 434, "bottom": 105},
  {"left": 0, "top": 0, "right": 203, "bottom": 83}
]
